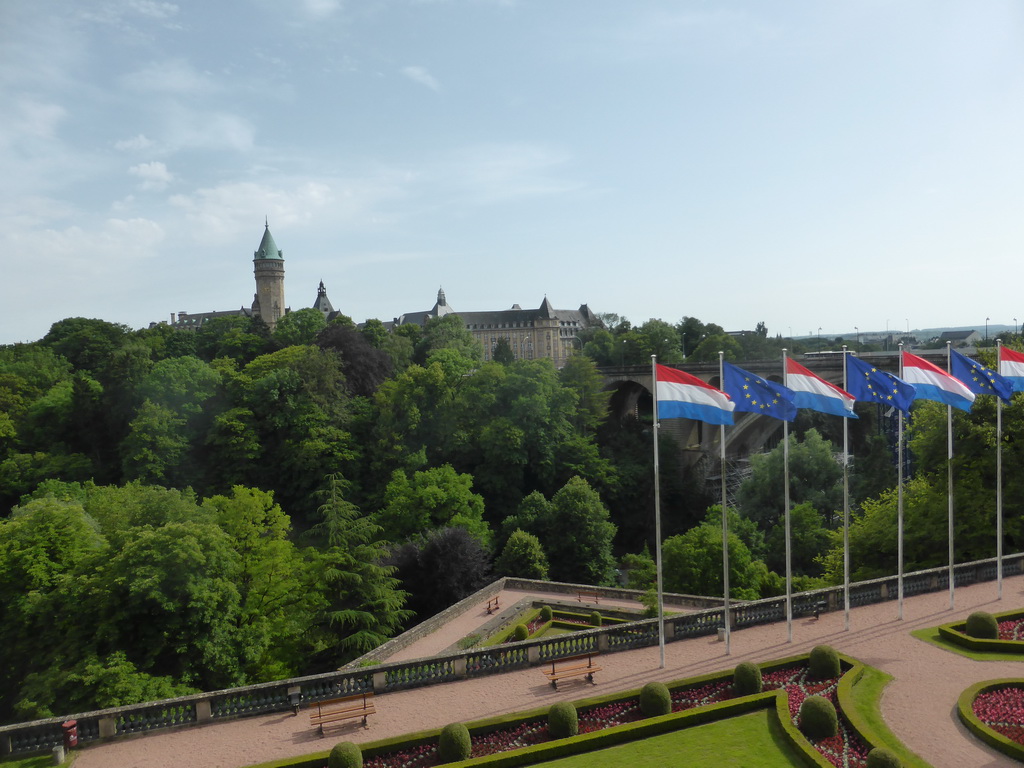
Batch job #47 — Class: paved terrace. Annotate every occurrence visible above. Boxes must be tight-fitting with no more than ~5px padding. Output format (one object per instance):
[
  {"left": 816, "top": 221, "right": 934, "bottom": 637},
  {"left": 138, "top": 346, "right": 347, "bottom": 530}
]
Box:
[{"left": 69, "top": 577, "right": 1024, "bottom": 768}]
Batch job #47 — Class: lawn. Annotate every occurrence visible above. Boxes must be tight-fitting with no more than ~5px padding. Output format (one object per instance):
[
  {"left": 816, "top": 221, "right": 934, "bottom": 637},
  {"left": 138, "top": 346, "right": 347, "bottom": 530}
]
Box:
[{"left": 530, "top": 710, "right": 804, "bottom": 768}]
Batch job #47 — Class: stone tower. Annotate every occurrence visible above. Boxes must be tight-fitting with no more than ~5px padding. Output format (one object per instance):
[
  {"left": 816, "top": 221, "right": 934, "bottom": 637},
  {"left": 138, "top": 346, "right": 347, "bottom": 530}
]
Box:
[{"left": 251, "top": 222, "right": 286, "bottom": 330}]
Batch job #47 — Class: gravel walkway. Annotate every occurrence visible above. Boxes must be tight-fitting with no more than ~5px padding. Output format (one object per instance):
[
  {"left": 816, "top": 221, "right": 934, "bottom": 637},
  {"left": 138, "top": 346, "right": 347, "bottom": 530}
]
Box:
[{"left": 72, "top": 577, "right": 1024, "bottom": 768}]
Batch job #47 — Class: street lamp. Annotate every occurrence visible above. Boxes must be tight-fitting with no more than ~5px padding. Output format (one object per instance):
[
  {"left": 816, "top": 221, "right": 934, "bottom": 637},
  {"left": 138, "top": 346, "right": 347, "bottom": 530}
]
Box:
[
  {"left": 854, "top": 326, "right": 860, "bottom": 345},
  {"left": 986, "top": 317, "right": 990, "bottom": 342},
  {"left": 817, "top": 327, "right": 822, "bottom": 348},
  {"left": 1015, "top": 318, "right": 1019, "bottom": 335}
]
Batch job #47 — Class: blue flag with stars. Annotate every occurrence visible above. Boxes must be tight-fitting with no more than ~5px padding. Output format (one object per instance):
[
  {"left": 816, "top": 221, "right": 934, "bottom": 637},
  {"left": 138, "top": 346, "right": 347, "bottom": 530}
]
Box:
[
  {"left": 845, "top": 355, "right": 916, "bottom": 414},
  {"left": 722, "top": 362, "right": 797, "bottom": 421},
  {"left": 950, "top": 349, "right": 1012, "bottom": 403}
]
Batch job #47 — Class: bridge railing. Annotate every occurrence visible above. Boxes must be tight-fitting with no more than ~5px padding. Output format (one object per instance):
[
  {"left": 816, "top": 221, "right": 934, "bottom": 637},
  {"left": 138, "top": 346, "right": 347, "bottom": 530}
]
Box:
[{"left": 2, "top": 554, "right": 1020, "bottom": 755}]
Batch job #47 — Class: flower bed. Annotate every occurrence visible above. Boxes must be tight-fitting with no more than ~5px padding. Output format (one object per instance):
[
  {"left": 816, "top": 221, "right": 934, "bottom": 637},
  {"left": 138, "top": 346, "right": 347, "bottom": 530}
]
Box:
[
  {"left": 971, "top": 685, "right": 1024, "bottom": 744},
  {"left": 356, "top": 663, "right": 870, "bottom": 768},
  {"left": 998, "top": 619, "right": 1024, "bottom": 642}
]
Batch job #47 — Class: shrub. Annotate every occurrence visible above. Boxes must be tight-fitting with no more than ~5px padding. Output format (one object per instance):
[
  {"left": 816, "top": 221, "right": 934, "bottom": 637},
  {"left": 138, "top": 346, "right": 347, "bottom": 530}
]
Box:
[
  {"left": 547, "top": 701, "right": 578, "bottom": 739},
  {"left": 799, "top": 695, "right": 838, "bottom": 741},
  {"left": 866, "top": 747, "right": 902, "bottom": 768},
  {"left": 733, "top": 661, "right": 762, "bottom": 696},
  {"left": 540, "top": 605, "right": 553, "bottom": 622},
  {"left": 808, "top": 644, "right": 841, "bottom": 679},
  {"left": 328, "top": 741, "right": 362, "bottom": 768},
  {"left": 438, "top": 722, "right": 472, "bottom": 763},
  {"left": 512, "top": 623, "right": 529, "bottom": 641},
  {"left": 457, "top": 634, "right": 481, "bottom": 650},
  {"left": 965, "top": 611, "right": 998, "bottom": 640},
  {"left": 639, "top": 681, "right": 672, "bottom": 717},
  {"left": 589, "top": 611, "right": 603, "bottom": 627}
]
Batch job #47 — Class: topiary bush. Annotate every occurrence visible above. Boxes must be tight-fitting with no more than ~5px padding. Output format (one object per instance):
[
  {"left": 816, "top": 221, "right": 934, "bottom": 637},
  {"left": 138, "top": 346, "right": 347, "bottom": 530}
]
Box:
[
  {"left": 589, "top": 611, "right": 603, "bottom": 627},
  {"left": 808, "top": 644, "right": 841, "bottom": 679},
  {"left": 866, "top": 746, "right": 902, "bottom": 768},
  {"left": 328, "top": 741, "right": 363, "bottom": 768},
  {"left": 539, "top": 605, "right": 553, "bottom": 622},
  {"left": 438, "top": 722, "right": 472, "bottom": 764},
  {"left": 639, "top": 681, "right": 672, "bottom": 717},
  {"left": 965, "top": 611, "right": 999, "bottom": 640},
  {"left": 799, "top": 695, "right": 838, "bottom": 741},
  {"left": 513, "top": 623, "right": 529, "bottom": 641},
  {"left": 547, "top": 701, "right": 578, "bottom": 739},
  {"left": 733, "top": 661, "right": 762, "bottom": 696}
]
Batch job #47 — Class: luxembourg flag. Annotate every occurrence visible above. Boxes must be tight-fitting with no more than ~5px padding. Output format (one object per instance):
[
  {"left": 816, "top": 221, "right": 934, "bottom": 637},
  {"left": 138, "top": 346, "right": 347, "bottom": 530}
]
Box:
[
  {"left": 901, "top": 351, "right": 975, "bottom": 411},
  {"left": 784, "top": 358, "right": 858, "bottom": 418},
  {"left": 655, "top": 364, "right": 735, "bottom": 425},
  {"left": 1000, "top": 347, "right": 1024, "bottom": 392}
]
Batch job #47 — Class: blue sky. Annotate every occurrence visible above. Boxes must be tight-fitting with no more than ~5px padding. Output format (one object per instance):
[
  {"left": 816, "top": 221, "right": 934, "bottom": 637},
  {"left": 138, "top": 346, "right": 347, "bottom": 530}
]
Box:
[{"left": 4, "top": 1, "right": 1024, "bottom": 346}]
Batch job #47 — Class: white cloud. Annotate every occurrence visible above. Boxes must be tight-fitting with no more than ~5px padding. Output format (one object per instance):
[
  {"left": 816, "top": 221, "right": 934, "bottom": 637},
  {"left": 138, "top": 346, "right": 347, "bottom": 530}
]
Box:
[
  {"left": 10, "top": 217, "right": 165, "bottom": 276},
  {"left": 304, "top": 0, "right": 341, "bottom": 18},
  {"left": 129, "top": 161, "right": 174, "bottom": 191},
  {"left": 434, "top": 142, "right": 582, "bottom": 203},
  {"left": 115, "top": 134, "right": 155, "bottom": 152},
  {"left": 401, "top": 65, "right": 441, "bottom": 91},
  {"left": 160, "top": 107, "right": 255, "bottom": 152},
  {"left": 128, "top": 0, "right": 180, "bottom": 22}
]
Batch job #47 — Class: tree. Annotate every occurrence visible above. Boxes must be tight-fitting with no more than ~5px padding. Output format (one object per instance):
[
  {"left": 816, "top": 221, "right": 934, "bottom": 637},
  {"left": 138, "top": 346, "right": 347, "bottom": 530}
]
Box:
[
  {"left": 306, "top": 474, "right": 411, "bottom": 668},
  {"left": 494, "top": 529, "right": 549, "bottom": 579},
  {"left": 415, "top": 314, "right": 482, "bottom": 365},
  {"left": 636, "top": 319, "right": 683, "bottom": 364},
  {"left": 764, "top": 502, "right": 831, "bottom": 577},
  {"left": 316, "top": 323, "right": 393, "bottom": 397},
  {"left": 273, "top": 308, "right": 327, "bottom": 347},
  {"left": 40, "top": 317, "right": 132, "bottom": 376},
  {"left": 662, "top": 518, "right": 761, "bottom": 600},
  {"left": 689, "top": 333, "right": 741, "bottom": 362},
  {"left": 377, "top": 465, "right": 490, "bottom": 546},
  {"left": 390, "top": 527, "right": 491, "bottom": 622},
  {"left": 737, "top": 429, "right": 843, "bottom": 531},
  {"left": 492, "top": 337, "right": 515, "bottom": 364}
]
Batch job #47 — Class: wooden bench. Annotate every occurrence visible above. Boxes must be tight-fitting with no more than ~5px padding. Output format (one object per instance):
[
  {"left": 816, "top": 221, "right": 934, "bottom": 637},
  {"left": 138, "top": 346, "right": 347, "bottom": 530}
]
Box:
[
  {"left": 577, "top": 590, "right": 600, "bottom": 604},
  {"left": 795, "top": 599, "right": 827, "bottom": 620},
  {"left": 544, "top": 653, "right": 602, "bottom": 690},
  {"left": 486, "top": 596, "right": 500, "bottom": 614},
  {"left": 309, "top": 692, "right": 375, "bottom": 735}
]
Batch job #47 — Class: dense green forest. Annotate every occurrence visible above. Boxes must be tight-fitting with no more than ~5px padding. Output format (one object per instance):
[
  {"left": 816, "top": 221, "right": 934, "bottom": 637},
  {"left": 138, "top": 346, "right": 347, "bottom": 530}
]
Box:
[{"left": 2, "top": 310, "right": 1022, "bottom": 723}]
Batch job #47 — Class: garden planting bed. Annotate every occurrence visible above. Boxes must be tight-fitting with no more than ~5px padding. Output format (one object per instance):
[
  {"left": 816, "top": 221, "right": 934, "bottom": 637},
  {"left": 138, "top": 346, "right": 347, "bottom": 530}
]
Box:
[
  {"left": 298, "top": 652, "right": 878, "bottom": 768},
  {"left": 937, "top": 608, "right": 1024, "bottom": 654},
  {"left": 958, "top": 679, "right": 1024, "bottom": 762}
]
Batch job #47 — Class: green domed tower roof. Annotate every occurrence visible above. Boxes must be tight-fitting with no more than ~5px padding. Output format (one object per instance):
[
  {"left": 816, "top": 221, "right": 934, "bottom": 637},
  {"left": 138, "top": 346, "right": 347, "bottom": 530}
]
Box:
[{"left": 254, "top": 222, "right": 283, "bottom": 260}]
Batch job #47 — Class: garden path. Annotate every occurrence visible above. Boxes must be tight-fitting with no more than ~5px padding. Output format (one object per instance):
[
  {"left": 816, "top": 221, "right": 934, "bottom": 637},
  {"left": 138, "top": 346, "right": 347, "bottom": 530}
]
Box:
[{"left": 72, "top": 578, "right": 1024, "bottom": 768}]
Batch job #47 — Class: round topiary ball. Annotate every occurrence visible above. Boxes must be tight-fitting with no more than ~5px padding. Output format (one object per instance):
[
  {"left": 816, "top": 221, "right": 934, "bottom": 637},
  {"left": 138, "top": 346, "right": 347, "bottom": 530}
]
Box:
[
  {"left": 799, "top": 695, "right": 838, "bottom": 741},
  {"left": 513, "top": 623, "right": 529, "bottom": 641},
  {"left": 589, "top": 611, "right": 603, "bottom": 627},
  {"left": 639, "top": 681, "right": 672, "bottom": 717},
  {"left": 438, "top": 722, "right": 472, "bottom": 764},
  {"left": 547, "top": 701, "right": 578, "bottom": 739},
  {"left": 539, "top": 605, "right": 553, "bottom": 622},
  {"left": 965, "top": 611, "right": 998, "bottom": 640},
  {"left": 327, "top": 741, "right": 363, "bottom": 768},
  {"left": 866, "top": 746, "right": 902, "bottom": 768},
  {"left": 733, "top": 661, "right": 763, "bottom": 696},
  {"left": 808, "top": 644, "right": 841, "bottom": 679}
]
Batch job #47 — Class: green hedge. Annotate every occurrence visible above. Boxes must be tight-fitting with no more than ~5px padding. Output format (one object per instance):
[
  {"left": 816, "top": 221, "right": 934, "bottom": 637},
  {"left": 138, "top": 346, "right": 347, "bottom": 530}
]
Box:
[
  {"left": 938, "top": 609, "right": 1024, "bottom": 654},
  {"left": 956, "top": 679, "right": 1024, "bottom": 763}
]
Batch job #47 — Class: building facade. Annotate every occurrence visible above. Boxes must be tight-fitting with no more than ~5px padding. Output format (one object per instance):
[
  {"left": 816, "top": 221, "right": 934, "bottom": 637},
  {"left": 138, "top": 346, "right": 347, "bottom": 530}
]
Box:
[{"left": 393, "top": 288, "right": 601, "bottom": 367}]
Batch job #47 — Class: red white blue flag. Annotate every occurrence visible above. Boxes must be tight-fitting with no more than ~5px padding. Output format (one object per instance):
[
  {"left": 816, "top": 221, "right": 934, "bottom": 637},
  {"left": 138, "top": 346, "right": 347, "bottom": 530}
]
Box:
[
  {"left": 655, "top": 364, "right": 734, "bottom": 425},
  {"left": 901, "top": 351, "right": 974, "bottom": 412},
  {"left": 785, "top": 357, "right": 857, "bottom": 418}
]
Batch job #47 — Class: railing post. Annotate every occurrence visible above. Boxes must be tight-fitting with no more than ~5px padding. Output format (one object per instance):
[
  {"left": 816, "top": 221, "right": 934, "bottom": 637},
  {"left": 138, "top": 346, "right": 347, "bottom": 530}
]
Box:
[
  {"left": 527, "top": 644, "right": 540, "bottom": 665},
  {"left": 195, "top": 700, "right": 212, "bottom": 723},
  {"left": 372, "top": 670, "right": 387, "bottom": 694},
  {"left": 597, "top": 633, "right": 609, "bottom": 653},
  {"left": 98, "top": 717, "right": 117, "bottom": 738},
  {"left": 453, "top": 657, "right": 467, "bottom": 678}
]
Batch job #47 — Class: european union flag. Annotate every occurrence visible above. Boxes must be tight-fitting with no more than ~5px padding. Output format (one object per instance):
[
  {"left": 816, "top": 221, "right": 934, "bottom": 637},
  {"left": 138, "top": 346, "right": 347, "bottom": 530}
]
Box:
[
  {"left": 722, "top": 362, "right": 797, "bottom": 421},
  {"left": 845, "top": 355, "right": 916, "bottom": 414},
  {"left": 950, "top": 349, "right": 1012, "bottom": 403}
]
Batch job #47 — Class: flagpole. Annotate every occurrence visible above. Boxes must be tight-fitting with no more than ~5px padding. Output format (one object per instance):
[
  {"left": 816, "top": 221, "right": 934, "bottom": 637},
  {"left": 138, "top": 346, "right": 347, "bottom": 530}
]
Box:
[
  {"left": 898, "top": 343, "right": 905, "bottom": 621},
  {"left": 946, "top": 341, "right": 955, "bottom": 610},
  {"left": 997, "top": 339, "right": 1004, "bottom": 600},
  {"left": 651, "top": 355, "right": 666, "bottom": 668},
  {"left": 782, "top": 349, "right": 793, "bottom": 644},
  {"left": 842, "top": 346, "right": 851, "bottom": 632},
  {"left": 720, "top": 351, "right": 731, "bottom": 656}
]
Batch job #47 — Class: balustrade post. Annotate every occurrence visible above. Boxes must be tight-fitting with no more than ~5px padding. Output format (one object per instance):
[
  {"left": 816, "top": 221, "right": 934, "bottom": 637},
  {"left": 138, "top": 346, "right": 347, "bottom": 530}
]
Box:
[
  {"left": 453, "top": 657, "right": 467, "bottom": 678},
  {"left": 527, "top": 644, "right": 541, "bottom": 665},
  {"left": 372, "top": 670, "right": 387, "bottom": 693},
  {"left": 880, "top": 583, "right": 889, "bottom": 600},
  {"left": 195, "top": 700, "right": 212, "bottom": 723},
  {"left": 98, "top": 717, "right": 117, "bottom": 738},
  {"left": 597, "top": 632, "right": 609, "bottom": 653}
]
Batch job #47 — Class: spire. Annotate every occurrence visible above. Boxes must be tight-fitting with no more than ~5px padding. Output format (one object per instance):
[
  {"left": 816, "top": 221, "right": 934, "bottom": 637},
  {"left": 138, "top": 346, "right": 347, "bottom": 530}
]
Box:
[
  {"left": 254, "top": 222, "right": 283, "bottom": 260},
  {"left": 437, "top": 286, "right": 447, "bottom": 307}
]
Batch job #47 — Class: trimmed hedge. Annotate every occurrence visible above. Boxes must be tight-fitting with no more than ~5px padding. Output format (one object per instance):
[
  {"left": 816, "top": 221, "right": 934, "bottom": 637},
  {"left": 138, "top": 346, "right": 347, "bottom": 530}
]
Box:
[
  {"left": 799, "top": 696, "right": 838, "bottom": 741},
  {"left": 540, "top": 605, "right": 553, "bottom": 622},
  {"left": 512, "top": 624, "right": 529, "bottom": 642},
  {"left": 548, "top": 702, "right": 578, "bottom": 739},
  {"left": 866, "top": 746, "right": 902, "bottom": 768},
  {"left": 327, "top": 742, "right": 362, "bottom": 768},
  {"left": 589, "top": 611, "right": 603, "bottom": 627},
  {"left": 965, "top": 611, "right": 998, "bottom": 640},
  {"left": 439, "top": 722, "right": 472, "bottom": 763},
  {"left": 733, "top": 662, "right": 762, "bottom": 696},
  {"left": 639, "top": 682, "right": 671, "bottom": 717},
  {"left": 957, "top": 679, "right": 1024, "bottom": 764},
  {"left": 809, "top": 645, "right": 841, "bottom": 679}
]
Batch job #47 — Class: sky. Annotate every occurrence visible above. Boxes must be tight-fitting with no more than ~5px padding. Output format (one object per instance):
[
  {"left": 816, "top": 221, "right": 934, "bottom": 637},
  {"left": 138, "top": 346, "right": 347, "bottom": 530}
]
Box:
[{"left": 4, "top": 1, "right": 1024, "bottom": 346}]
